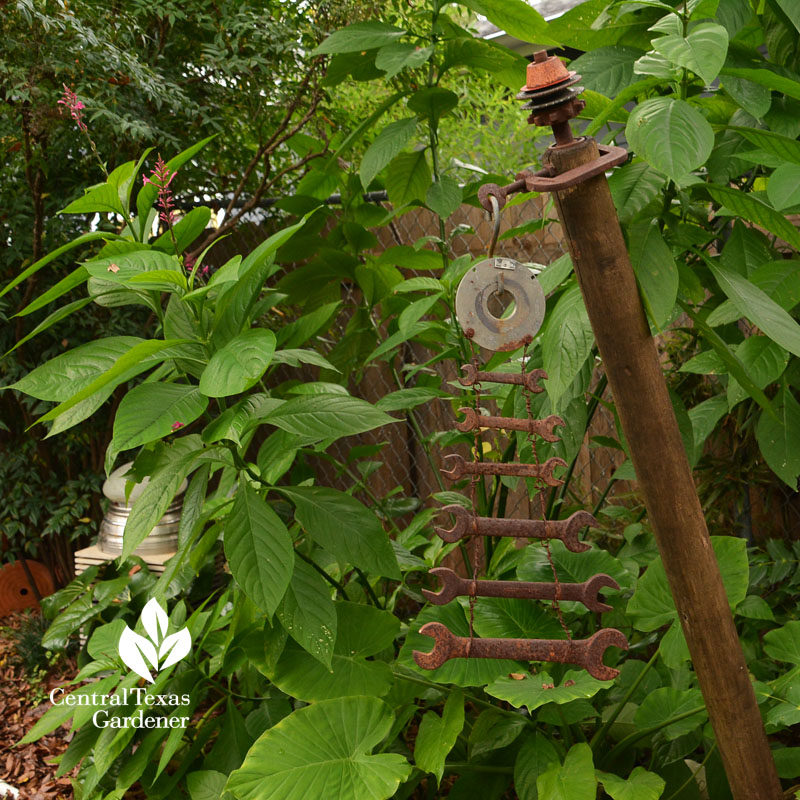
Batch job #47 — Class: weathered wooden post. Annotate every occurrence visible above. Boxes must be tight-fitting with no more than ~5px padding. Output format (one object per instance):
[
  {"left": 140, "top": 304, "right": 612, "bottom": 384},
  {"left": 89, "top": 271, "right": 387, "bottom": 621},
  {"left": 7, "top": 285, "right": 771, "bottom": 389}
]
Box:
[{"left": 479, "top": 52, "right": 782, "bottom": 800}]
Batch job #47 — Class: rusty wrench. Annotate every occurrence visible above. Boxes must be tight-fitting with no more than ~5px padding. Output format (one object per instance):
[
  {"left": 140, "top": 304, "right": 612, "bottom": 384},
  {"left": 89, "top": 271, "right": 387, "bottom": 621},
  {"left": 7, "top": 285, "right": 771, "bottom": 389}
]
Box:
[
  {"left": 441, "top": 453, "right": 567, "bottom": 485},
  {"left": 421, "top": 568, "right": 619, "bottom": 613},
  {"left": 458, "top": 364, "right": 547, "bottom": 394},
  {"left": 456, "top": 407, "right": 564, "bottom": 442},
  {"left": 413, "top": 623, "right": 628, "bottom": 681},
  {"left": 435, "top": 506, "right": 596, "bottom": 552}
]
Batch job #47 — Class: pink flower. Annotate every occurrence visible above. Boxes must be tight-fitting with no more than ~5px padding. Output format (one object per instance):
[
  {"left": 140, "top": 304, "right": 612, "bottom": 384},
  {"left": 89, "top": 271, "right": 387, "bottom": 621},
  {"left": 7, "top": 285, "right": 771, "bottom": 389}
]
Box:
[
  {"left": 57, "top": 84, "right": 87, "bottom": 132},
  {"left": 171, "top": 421, "right": 184, "bottom": 432},
  {"left": 143, "top": 156, "right": 178, "bottom": 226}
]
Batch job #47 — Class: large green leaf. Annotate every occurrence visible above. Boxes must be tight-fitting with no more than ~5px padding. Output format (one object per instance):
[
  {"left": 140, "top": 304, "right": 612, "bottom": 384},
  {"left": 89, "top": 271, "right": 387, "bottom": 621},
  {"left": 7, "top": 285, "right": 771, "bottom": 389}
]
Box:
[
  {"left": 414, "top": 690, "right": 464, "bottom": 784},
  {"left": 375, "top": 43, "right": 432, "bottom": 80},
  {"left": 633, "top": 687, "right": 706, "bottom": 739},
  {"left": 653, "top": 23, "right": 728, "bottom": 85},
  {"left": 111, "top": 383, "right": 208, "bottom": 454},
  {"left": 199, "top": 330, "right": 276, "bottom": 397},
  {"left": 84, "top": 249, "right": 179, "bottom": 283},
  {"left": 268, "top": 602, "right": 399, "bottom": 702},
  {"left": 626, "top": 98, "right": 713, "bottom": 182},
  {"left": 265, "top": 394, "right": 397, "bottom": 440},
  {"left": 359, "top": 117, "right": 417, "bottom": 190},
  {"left": 514, "top": 734, "right": 560, "bottom": 800},
  {"left": 542, "top": 283, "right": 594, "bottom": 411},
  {"left": 729, "top": 126, "right": 800, "bottom": 167},
  {"left": 60, "top": 161, "right": 134, "bottom": 216},
  {"left": 469, "top": 710, "right": 527, "bottom": 760},
  {"left": 707, "top": 185, "right": 800, "bottom": 251},
  {"left": 312, "top": 22, "right": 406, "bottom": 55},
  {"left": 537, "top": 743, "right": 596, "bottom": 800},
  {"left": 458, "top": 0, "right": 558, "bottom": 46},
  {"left": 472, "top": 597, "right": 565, "bottom": 641},
  {"left": 278, "top": 486, "right": 399, "bottom": 578},
  {"left": 225, "top": 696, "right": 411, "bottom": 800},
  {"left": 628, "top": 220, "right": 678, "bottom": 329},
  {"left": 608, "top": 162, "right": 665, "bottom": 223},
  {"left": 709, "top": 260, "right": 800, "bottom": 357},
  {"left": 767, "top": 164, "right": 800, "bottom": 210},
  {"left": 16, "top": 266, "right": 90, "bottom": 318},
  {"left": 756, "top": 386, "right": 800, "bottom": 487},
  {"left": 426, "top": 176, "right": 462, "bottom": 219},
  {"left": 224, "top": 483, "right": 294, "bottom": 617},
  {"left": 569, "top": 47, "right": 642, "bottom": 98},
  {"left": 596, "top": 767, "right": 666, "bottom": 800},
  {"left": 720, "top": 66, "right": 800, "bottom": 102},
  {"left": 627, "top": 536, "right": 748, "bottom": 631},
  {"left": 726, "top": 337, "right": 788, "bottom": 409},
  {"left": 487, "top": 670, "right": 606, "bottom": 714},
  {"left": 385, "top": 150, "right": 431, "bottom": 207},
  {"left": 407, "top": 88, "right": 458, "bottom": 125},
  {"left": 763, "top": 621, "right": 800, "bottom": 664},
  {"left": 9, "top": 336, "right": 144, "bottom": 400},
  {"left": 276, "top": 559, "right": 337, "bottom": 668}
]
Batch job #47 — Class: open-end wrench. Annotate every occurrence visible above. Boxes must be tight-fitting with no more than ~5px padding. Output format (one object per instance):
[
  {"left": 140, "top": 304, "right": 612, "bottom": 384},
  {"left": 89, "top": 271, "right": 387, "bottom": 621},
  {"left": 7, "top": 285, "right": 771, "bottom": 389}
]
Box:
[
  {"left": 413, "top": 623, "right": 628, "bottom": 681},
  {"left": 421, "top": 568, "right": 619, "bottom": 613},
  {"left": 434, "top": 506, "right": 596, "bottom": 552},
  {"left": 441, "top": 453, "right": 567, "bottom": 485},
  {"left": 456, "top": 407, "right": 564, "bottom": 442},
  {"left": 459, "top": 364, "right": 547, "bottom": 394}
]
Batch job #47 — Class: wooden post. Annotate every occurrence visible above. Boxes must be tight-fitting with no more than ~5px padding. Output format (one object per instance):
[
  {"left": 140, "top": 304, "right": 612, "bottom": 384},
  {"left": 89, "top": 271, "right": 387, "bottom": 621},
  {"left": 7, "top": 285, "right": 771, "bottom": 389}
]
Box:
[{"left": 546, "top": 136, "right": 782, "bottom": 800}]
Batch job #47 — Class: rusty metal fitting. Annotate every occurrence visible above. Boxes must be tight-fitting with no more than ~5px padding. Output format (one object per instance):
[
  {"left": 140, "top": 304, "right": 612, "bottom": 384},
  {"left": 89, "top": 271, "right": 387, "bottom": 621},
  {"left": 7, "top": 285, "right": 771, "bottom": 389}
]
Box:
[{"left": 525, "top": 50, "right": 571, "bottom": 90}]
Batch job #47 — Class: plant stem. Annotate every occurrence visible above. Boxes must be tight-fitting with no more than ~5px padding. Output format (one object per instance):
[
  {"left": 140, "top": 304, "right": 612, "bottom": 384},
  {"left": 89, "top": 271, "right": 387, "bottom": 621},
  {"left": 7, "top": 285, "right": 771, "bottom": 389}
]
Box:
[
  {"left": 664, "top": 743, "right": 717, "bottom": 800},
  {"left": 354, "top": 565, "right": 382, "bottom": 607},
  {"left": 589, "top": 648, "right": 657, "bottom": 751},
  {"left": 296, "top": 549, "right": 347, "bottom": 596}
]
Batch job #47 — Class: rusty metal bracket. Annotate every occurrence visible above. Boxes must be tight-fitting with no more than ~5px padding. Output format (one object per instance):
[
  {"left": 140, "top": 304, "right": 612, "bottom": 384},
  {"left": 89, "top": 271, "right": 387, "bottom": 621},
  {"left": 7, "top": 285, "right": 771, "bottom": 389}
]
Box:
[
  {"left": 456, "top": 408, "right": 564, "bottom": 442},
  {"left": 441, "top": 453, "right": 567, "bottom": 485},
  {"left": 413, "top": 623, "right": 628, "bottom": 681},
  {"left": 478, "top": 144, "right": 628, "bottom": 213},
  {"left": 435, "top": 506, "right": 596, "bottom": 552},
  {"left": 422, "top": 567, "right": 619, "bottom": 613}
]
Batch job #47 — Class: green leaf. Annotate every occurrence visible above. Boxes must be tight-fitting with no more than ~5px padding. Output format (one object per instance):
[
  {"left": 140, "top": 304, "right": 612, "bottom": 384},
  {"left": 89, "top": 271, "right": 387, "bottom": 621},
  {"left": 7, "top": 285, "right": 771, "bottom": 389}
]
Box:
[
  {"left": 60, "top": 161, "right": 133, "bottom": 216},
  {"left": 767, "top": 164, "right": 800, "bottom": 210},
  {"left": 488, "top": 669, "right": 607, "bottom": 715},
  {"left": 515, "top": 734, "right": 560, "bottom": 800},
  {"left": 414, "top": 690, "right": 464, "bottom": 784},
  {"left": 407, "top": 88, "right": 458, "bottom": 125},
  {"left": 709, "top": 260, "right": 800, "bottom": 356},
  {"left": 278, "top": 486, "right": 400, "bottom": 579},
  {"left": 688, "top": 395, "right": 728, "bottom": 454},
  {"left": 537, "top": 743, "right": 596, "bottom": 800},
  {"left": 360, "top": 118, "right": 417, "bottom": 190},
  {"left": 15, "top": 266, "right": 90, "bottom": 318},
  {"left": 458, "top": 0, "right": 558, "bottom": 46},
  {"left": 756, "top": 386, "right": 800, "bottom": 487},
  {"left": 469, "top": 710, "right": 527, "bottom": 760},
  {"left": 426, "top": 176, "right": 462, "bottom": 219},
  {"left": 633, "top": 688, "right": 706, "bottom": 739},
  {"left": 111, "top": 383, "right": 208, "bottom": 454},
  {"left": 628, "top": 220, "right": 678, "bottom": 329},
  {"left": 187, "top": 770, "right": 231, "bottom": 800},
  {"left": 652, "top": 23, "right": 729, "bottom": 85},
  {"left": 726, "top": 337, "right": 788, "bottom": 409},
  {"left": 608, "top": 162, "right": 665, "bottom": 223},
  {"left": 265, "top": 394, "right": 398, "bottom": 440},
  {"left": 153, "top": 206, "right": 211, "bottom": 255},
  {"left": 225, "top": 697, "right": 411, "bottom": 800},
  {"left": 569, "top": 47, "right": 642, "bottom": 98},
  {"left": 312, "top": 22, "right": 406, "bottom": 55},
  {"left": 626, "top": 98, "right": 714, "bottom": 181},
  {"left": 224, "top": 483, "right": 294, "bottom": 617},
  {"left": 385, "top": 150, "right": 431, "bottom": 207},
  {"left": 763, "top": 620, "right": 800, "bottom": 664},
  {"left": 268, "top": 602, "right": 399, "bottom": 702},
  {"left": 542, "top": 283, "right": 594, "bottom": 411},
  {"left": 375, "top": 43, "right": 432, "bottom": 79},
  {"left": 596, "top": 767, "right": 666, "bottom": 800},
  {"left": 537, "top": 254, "right": 573, "bottom": 295},
  {"left": 199, "top": 329, "right": 276, "bottom": 397},
  {"left": 374, "top": 387, "right": 446, "bottom": 412},
  {"left": 722, "top": 75, "right": 771, "bottom": 118},
  {"left": 706, "top": 185, "right": 800, "bottom": 251},
  {"left": 472, "top": 598, "right": 565, "bottom": 641},
  {"left": 736, "top": 595, "right": 775, "bottom": 621},
  {"left": 627, "top": 536, "right": 748, "bottom": 631},
  {"left": 35, "top": 339, "right": 193, "bottom": 426},
  {"left": 276, "top": 559, "right": 337, "bottom": 668},
  {"left": 271, "top": 349, "right": 339, "bottom": 371}
]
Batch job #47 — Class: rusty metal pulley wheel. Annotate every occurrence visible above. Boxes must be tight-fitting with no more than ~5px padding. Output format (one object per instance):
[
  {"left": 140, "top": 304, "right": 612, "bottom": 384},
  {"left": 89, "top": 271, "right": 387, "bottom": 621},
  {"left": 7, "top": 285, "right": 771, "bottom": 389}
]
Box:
[{"left": 455, "top": 257, "right": 545, "bottom": 351}]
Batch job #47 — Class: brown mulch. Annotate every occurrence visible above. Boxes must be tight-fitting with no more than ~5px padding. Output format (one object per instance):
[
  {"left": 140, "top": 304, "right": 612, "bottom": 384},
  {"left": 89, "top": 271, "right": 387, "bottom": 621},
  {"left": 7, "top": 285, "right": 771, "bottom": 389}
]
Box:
[{"left": 0, "top": 612, "right": 78, "bottom": 800}]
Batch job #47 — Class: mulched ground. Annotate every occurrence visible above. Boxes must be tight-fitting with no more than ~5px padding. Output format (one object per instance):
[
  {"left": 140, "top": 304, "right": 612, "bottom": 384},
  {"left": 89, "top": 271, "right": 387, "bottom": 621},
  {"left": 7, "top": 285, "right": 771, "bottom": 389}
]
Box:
[{"left": 0, "top": 612, "right": 78, "bottom": 800}]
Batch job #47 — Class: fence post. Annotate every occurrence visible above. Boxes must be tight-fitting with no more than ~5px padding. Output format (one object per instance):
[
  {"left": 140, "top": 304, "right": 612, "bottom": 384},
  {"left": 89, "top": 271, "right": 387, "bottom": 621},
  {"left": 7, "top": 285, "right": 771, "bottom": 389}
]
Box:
[{"left": 542, "top": 133, "right": 783, "bottom": 800}]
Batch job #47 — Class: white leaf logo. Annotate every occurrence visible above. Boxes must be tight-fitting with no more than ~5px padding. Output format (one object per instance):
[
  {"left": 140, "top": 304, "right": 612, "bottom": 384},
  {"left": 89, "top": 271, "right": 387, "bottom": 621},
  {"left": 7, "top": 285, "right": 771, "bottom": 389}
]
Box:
[{"left": 118, "top": 598, "right": 191, "bottom": 683}]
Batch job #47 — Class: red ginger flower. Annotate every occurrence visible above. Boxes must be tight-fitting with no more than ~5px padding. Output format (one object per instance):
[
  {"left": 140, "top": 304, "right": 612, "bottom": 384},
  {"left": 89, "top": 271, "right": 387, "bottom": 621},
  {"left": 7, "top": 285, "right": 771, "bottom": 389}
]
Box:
[
  {"left": 57, "top": 84, "right": 87, "bottom": 132},
  {"left": 143, "top": 156, "right": 178, "bottom": 226}
]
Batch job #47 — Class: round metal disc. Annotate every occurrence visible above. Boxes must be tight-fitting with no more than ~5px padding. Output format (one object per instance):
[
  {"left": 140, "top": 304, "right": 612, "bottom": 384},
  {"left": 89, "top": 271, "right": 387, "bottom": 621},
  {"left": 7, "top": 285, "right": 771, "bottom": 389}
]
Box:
[{"left": 455, "top": 258, "right": 545, "bottom": 352}]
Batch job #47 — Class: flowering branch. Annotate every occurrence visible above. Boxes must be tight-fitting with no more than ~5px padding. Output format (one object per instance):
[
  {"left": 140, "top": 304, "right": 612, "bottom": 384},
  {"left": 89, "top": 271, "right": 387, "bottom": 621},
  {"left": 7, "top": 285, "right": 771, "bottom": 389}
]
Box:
[
  {"left": 57, "top": 84, "right": 107, "bottom": 178},
  {"left": 143, "top": 156, "right": 179, "bottom": 254}
]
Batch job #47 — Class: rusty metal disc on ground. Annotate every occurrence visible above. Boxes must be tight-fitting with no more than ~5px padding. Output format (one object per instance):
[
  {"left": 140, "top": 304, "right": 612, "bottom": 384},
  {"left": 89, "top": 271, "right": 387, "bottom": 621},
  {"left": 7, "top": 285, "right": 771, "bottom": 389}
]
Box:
[{"left": 455, "top": 258, "right": 545, "bottom": 351}]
